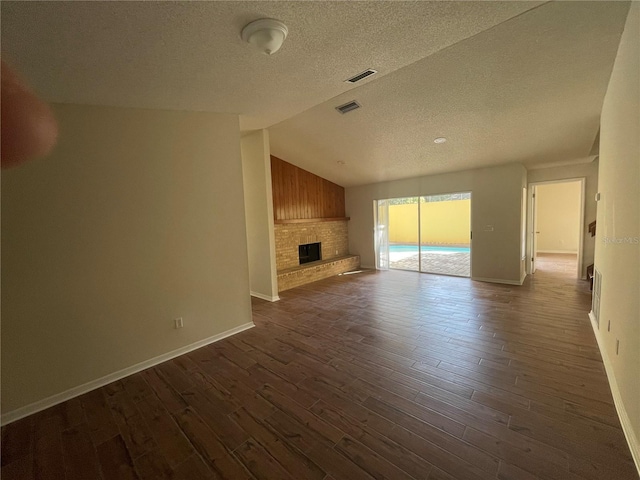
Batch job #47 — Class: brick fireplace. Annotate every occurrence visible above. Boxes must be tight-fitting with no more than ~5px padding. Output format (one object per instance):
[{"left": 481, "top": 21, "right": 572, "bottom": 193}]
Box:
[
  {"left": 274, "top": 220, "right": 349, "bottom": 270},
  {"left": 271, "top": 156, "right": 360, "bottom": 292}
]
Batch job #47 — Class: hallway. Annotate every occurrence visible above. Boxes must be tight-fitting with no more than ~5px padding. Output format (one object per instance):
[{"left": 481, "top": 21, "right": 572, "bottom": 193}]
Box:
[{"left": 535, "top": 253, "right": 580, "bottom": 278}]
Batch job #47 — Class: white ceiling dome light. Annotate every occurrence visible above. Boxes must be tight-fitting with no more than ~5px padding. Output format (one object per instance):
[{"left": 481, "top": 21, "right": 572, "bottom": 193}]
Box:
[{"left": 241, "top": 18, "right": 288, "bottom": 55}]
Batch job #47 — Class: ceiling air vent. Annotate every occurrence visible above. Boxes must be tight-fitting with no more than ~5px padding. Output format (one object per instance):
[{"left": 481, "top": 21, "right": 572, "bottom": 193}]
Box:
[
  {"left": 336, "top": 101, "right": 361, "bottom": 114},
  {"left": 345, "top": 69, "right": 378, "bottom": 83}
]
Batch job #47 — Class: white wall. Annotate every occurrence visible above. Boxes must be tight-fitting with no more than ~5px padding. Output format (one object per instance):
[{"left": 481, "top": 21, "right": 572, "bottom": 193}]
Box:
[
  {"left": 241, "top": 130, "right": 279, "bottom": 301},
  {"left": 594, "top": 3, "right": 640, "bottom": 468},
  {"left": 1, "top": 104, "right": 253, "bottom": 416},
  {"left": 346, "top": 163, "right": 526, "bottom": 284},
  {"left": 535, "top": 181, "right": 581, "bottom": 254},
  {"left": 528, "top": 160, "right": 598, "bottom": 278}
]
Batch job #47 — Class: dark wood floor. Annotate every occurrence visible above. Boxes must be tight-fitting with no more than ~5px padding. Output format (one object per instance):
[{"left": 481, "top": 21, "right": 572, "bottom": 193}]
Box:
[{"left": 2, "top": 254, "right": 637, "bottom": 479}]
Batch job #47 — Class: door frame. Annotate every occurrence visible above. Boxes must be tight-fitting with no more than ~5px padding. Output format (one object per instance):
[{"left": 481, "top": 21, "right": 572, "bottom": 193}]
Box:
[
  {"left": 530, "top": 185, "right": 538, "bottom": 273},
  {"left": 527, "top": 178, "right": 586, "bottom": 279}
]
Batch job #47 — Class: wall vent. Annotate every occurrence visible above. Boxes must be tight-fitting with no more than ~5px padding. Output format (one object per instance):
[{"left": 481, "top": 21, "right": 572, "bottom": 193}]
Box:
[
  {"left": 336, "top": 101, "right": 361, "bottom": 114},
  {"left": 345, "top": 69, "right": 377, "bottom": 83}
]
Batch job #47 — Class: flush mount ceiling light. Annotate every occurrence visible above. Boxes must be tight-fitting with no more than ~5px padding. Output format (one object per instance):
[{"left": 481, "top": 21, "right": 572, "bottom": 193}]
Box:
[
  {"left": 434, "top": 137, "right": 447, "bottom": 144},
  {"left": 241, "top": 18, "right": 288, "bottom": 55}
]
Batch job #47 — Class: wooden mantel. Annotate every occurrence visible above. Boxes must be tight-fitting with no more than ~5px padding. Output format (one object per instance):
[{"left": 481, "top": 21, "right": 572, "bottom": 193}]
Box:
[{"left": 274, "top": 217, "right": 350, "bottom": 225}]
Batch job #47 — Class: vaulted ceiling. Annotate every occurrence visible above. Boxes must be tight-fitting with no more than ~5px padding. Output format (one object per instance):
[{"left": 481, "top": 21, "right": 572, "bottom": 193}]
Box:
[{"left": 2, "top": 1, "right": 630, "bottom": 186}]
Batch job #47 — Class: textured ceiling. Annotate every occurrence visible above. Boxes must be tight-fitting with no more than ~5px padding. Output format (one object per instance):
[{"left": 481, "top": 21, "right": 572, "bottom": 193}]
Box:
[
  {"left": 1, "top": 1, "right": 630, "bottom": 187},
  {"left": 269, "top": 1, "right": 630, "bottom": 186},
  {"left": 2, "top": 1, "right": 539, "bottom": 131}
]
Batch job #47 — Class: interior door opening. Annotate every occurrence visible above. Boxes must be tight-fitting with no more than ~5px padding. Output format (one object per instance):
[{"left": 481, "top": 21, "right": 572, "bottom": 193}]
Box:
[
  {"left": 375, "top": 193, "right": 471, "bottom": 277},
  {"left": 529, "top": 179, "right": 585, "bottom": 279}
]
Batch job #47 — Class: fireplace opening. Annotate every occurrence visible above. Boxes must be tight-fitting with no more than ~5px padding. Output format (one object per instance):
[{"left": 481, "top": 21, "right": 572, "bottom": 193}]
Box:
[{"left": 299, "top": 242, "right": 321, "bottom": 265}]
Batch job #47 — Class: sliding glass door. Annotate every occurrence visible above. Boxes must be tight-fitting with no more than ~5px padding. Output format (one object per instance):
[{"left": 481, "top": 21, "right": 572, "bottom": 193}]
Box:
[
  {"left": 374, "top": 199, "right": 390, "bottom": 270},
  {"left": 376, "top": 193, "right": 471, "bottom": 277},
  {"left": 419, "top": 193, "right": 471, "bottom": 277},
  {"left": 387, "top": 197, "right": 419, "bottom": 271}
]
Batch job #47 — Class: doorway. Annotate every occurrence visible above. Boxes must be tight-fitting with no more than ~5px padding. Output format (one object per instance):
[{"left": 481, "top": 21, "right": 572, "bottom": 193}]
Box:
[
  {"left": 375, "top": 193, "right": 471, "bottom": 277},
  {"left": 529, "top": 179, "right": 585, "bottom": 278}
]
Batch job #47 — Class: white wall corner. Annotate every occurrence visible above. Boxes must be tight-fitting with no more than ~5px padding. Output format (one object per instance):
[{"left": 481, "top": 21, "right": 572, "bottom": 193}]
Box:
[
  {"left": 263, "top": 132, "right": 280, "bottom": 300},
  {"left": 241, "top": 129, "right": 279, "bottom": 299},
  {"left": 250, "top": 291, "right": 280, "bottom": 302}
]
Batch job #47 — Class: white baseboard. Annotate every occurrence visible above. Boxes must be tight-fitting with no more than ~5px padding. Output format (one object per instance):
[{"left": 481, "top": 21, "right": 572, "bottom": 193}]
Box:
[
  {"left": 589, "top": 313, "right": 640, "bottom": 475},
  {"left": 472, "top": 276, "right": 524, "bottom": 286},
  {"left": 0, "top": 321, "right": 255, "bottom": 426},
  {"left": 250, "top": 291, "right": 280, "bottom": 302},
  {"left": 520, "top": 271, "right": 527, "bottom": 284},
  {"left": 537, "top": 249, "right": 579, "bottom": 254}
]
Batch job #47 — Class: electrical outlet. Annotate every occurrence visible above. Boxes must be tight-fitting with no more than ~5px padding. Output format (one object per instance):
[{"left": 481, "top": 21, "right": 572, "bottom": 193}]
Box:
[
  {"left": 174, "top": 317, "right": 184, "bottom": 329},
  {"left": 616, "top": 339, "right": 619, "bottom": 355}
]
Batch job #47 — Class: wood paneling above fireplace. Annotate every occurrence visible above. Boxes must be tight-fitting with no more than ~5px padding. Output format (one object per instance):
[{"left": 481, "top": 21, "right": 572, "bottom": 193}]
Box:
[{"left": 271, "top": 156, "right": 346, "bottom": 221}]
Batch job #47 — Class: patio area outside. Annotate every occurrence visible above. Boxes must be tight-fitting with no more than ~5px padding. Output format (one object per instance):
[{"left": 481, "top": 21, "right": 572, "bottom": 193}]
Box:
[{"left": 389, "top": 246, "right": 471, "bottom": 277}]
